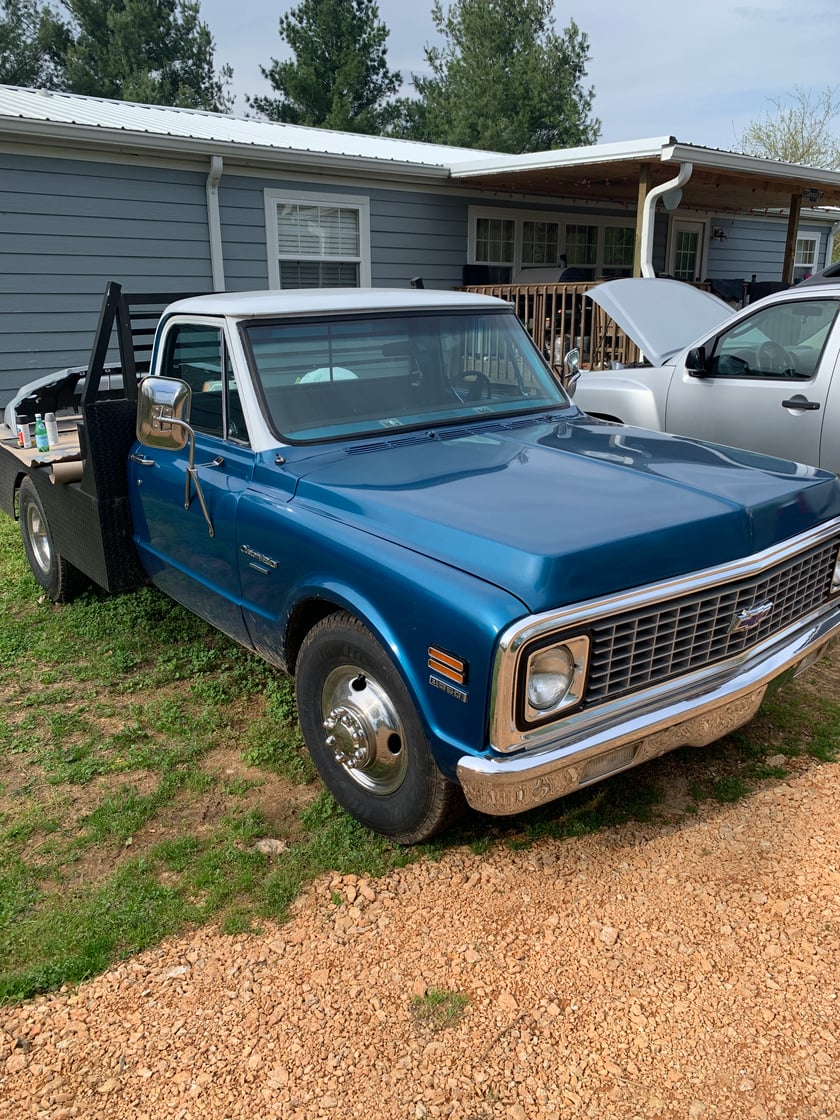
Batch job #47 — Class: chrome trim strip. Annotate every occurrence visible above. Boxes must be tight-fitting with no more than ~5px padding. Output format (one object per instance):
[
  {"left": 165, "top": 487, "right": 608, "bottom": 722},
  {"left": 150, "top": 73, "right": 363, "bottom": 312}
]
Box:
[
  {"left": 489, "top": 517, "right": 840, "bottom": 753},
  {"left": 461, "top": 606, "right": 840, "bottom": 816}
]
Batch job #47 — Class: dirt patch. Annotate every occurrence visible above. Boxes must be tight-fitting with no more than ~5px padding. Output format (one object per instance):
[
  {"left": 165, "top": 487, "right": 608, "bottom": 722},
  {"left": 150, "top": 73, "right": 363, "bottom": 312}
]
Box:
[{"left": 2, "top": 755, "right": 838, "bottom": 1120}]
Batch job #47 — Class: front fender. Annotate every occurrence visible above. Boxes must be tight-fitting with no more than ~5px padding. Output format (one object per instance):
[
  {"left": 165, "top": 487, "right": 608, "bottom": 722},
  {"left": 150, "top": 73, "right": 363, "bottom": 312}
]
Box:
[
  {"left": 238, "top": 493, "right": 527, "bottom": 779},
  {"left": 573, "top": 367, "right": 672, "bottom": 430}
]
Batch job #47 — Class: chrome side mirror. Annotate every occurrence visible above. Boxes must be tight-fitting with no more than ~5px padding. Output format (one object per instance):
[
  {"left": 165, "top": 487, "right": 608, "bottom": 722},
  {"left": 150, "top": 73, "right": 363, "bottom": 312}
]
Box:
[
  {"left": 136, "top": 377, "right": 215, "bottom": 538},
  {"left": 563, "top": 347, "right": 581, "bottom": 396},
  {"left": 137, "top": 376, "right": 191, "bottom": 450}
]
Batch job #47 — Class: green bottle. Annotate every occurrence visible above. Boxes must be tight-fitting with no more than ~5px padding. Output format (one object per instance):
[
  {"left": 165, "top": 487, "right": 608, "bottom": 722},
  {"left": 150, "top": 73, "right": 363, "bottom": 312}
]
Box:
[{"left": 34, "top": 413, "right": 49, "bottom": 453}]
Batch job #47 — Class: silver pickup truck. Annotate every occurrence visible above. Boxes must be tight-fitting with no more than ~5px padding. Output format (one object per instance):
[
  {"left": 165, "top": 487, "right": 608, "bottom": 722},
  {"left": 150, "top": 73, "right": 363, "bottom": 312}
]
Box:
[{"left": 572, "top": 277, "right": 840, "bottom": 475}]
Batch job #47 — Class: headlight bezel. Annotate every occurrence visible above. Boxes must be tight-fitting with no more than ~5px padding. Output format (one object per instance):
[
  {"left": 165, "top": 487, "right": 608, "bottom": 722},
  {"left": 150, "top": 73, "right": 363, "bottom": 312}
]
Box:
[
  {"left": 831, "top": 545, "right": 840, "bottom": 595},
  {"left": 520, "top": 633, "right": 590, "bottom": 727}
]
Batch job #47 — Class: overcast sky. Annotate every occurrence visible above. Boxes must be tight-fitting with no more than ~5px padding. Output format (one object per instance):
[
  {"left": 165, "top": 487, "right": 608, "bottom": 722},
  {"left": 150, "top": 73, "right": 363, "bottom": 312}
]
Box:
[{"left": 198, "top": 0, "right": 840, "bottom": 152}]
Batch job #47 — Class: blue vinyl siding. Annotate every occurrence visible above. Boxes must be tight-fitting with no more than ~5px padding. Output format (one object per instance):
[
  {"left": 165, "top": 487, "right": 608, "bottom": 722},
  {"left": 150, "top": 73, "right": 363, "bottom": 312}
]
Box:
[
  {"left": 705, "top": 216, "right": 825, "bottom": 282},
  {"left": 0, "top": 154, "right": 472, "bottom": 402},
  {"left": 218, "top": 175, "right": 470, "bottom": 293},
  {"left": 0, "top": 152, "right": 214, "bottom": 401}
]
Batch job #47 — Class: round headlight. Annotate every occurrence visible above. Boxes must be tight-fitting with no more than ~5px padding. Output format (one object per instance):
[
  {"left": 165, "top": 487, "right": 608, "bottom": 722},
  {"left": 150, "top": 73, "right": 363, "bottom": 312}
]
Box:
[{"left": 527, "top": 644, "right": 576, "bottom": 711}]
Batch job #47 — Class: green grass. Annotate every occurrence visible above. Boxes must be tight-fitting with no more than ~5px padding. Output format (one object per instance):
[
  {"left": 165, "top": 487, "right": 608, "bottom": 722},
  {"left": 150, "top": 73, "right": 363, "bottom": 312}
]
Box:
[
  {"left": 410, "top": 987, "right": 470, "bottom": 1032},
  {"left": 1, "top": 513, "right": 838, "bottom": 1004}
]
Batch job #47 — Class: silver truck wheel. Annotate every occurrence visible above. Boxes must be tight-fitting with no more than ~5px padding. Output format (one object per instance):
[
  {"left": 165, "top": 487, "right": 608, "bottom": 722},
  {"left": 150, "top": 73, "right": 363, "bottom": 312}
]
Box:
[
  {"left": 319, "top": 663, "right": 410, "bottom": 796},
  {"left": 295, "top": 611, "right": 465, "bottom": 843}
]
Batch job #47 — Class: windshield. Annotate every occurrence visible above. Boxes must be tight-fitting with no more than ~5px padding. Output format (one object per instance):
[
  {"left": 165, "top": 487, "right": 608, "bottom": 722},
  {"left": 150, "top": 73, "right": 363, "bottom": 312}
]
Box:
[{"left": 240, "top": 309, "right": 569, "bottom": 442}]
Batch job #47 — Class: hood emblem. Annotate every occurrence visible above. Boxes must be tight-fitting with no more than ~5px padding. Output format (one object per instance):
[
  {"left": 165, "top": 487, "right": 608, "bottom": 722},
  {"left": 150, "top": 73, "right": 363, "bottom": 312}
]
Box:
[{"left": 731, "top": 600, "right": 774, "bottom": 634}]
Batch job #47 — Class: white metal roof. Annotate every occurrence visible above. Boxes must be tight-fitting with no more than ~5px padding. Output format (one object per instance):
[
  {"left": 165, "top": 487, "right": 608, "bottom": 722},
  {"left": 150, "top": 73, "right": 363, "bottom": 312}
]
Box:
[
  {"left": 0, "top": 85, "right": 495, "bottom": 173},
  {"left": 5, "top": 85, "right": 840, "bottom": 202}
]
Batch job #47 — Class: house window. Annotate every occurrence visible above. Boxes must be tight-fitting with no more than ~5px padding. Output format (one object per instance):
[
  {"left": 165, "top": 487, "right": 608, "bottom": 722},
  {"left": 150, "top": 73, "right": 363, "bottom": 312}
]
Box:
[
  {"left": 603, "top": 227, "right": 635, "bottom": 277},
  {"left": 794, "top": 235, "right": 818, "bottom": 280},
  {"left": 564, "top": 224, "right": 598, "bottom": 266},
  {"left": 264, "top": 189, "right": 371, "bottom": 289},
  {"left": 475, "top": 217, "right": 515, "bottom": 264},
  {"left": 469, "top": 207, "right": 636, "bottom": 278},
  {"left": 522, "top": 221, "right": 560, "bottom": 266}
]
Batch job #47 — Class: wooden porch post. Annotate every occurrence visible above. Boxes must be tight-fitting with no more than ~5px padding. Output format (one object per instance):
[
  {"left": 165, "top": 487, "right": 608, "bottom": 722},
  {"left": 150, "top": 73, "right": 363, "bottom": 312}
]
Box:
[
  {"left": 782, "top": 192, "right": 802, "bottom": 283},
  {"left": 633, "top": 164, "right": 651, "bottom": 278}
]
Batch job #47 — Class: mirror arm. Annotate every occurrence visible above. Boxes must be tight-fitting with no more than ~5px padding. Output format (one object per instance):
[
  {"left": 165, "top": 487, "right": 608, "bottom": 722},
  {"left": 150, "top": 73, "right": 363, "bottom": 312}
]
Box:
[
  {"left": 164, "top": 417, "right": 215, "bottom": 538},
  {"left": 563, "top": 347, "right": 581, "bottom": 397}
]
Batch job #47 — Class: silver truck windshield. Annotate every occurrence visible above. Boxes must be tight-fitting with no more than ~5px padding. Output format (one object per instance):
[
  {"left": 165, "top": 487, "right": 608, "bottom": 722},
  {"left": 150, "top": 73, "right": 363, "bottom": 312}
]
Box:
[{"left": 240, "top": 310, "right": 570, "bottom": 442}]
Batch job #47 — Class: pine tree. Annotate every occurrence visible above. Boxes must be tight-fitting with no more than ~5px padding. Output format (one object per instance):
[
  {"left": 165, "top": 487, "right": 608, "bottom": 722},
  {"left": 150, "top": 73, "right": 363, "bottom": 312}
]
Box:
[
  {"left": 39, "top": 0, "right": 232, "bottom": 110},
  {"left": 250, "top": 0, "right": 401, "bottom": 134},
  {"left": 405, "top": 0, "right": 600, "bottom": 153}
]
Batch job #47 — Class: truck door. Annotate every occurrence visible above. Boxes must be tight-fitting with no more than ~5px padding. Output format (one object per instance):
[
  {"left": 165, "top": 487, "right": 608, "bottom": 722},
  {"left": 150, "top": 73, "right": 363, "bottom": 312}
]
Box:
[
  {"left": 128, "top": 319, "right": 254, "bottom": 646},
  {"left": 667, "top": 297, "right": 840, "bottom": 470}
]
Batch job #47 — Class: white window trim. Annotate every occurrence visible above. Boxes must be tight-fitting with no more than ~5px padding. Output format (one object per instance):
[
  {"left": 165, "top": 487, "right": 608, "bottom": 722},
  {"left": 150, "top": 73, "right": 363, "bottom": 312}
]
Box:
[
  {"left": 264, "top": 188, "right": 372, "bottom": 289},
  {"left": 793, "top": 232, "right": 819, "bottom": 277},
  {"left": 468, "top": 205, "right": 637, "bottom": 277},
  {"left": 666, "top": 217, "right": 710, "bottom": 281}
]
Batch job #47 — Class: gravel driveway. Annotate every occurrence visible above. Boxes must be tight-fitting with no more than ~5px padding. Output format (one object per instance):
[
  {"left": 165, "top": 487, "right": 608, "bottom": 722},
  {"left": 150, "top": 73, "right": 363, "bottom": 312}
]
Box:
[{"left": 2, "top": 757, "right": 838, "bottom": 1120}]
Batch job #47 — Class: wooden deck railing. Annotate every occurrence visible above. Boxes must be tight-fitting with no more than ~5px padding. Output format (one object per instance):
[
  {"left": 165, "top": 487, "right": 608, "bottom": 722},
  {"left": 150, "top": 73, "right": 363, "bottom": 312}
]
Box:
[{"left": 460, "top": 282, "right": 641, "bottom": 376}]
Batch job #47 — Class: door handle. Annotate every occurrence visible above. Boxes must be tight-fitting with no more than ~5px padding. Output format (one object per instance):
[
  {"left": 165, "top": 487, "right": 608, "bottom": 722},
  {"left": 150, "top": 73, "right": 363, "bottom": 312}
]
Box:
[
  {"left": 781, "top": 397, "right": 820, "bottom": 411},
  {"left": 129, "top": 452, "right": 155, "bottom": 466}
]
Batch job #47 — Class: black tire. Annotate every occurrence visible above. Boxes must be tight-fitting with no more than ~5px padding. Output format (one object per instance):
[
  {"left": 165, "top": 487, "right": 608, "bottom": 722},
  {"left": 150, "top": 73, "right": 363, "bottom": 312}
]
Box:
[
  {"left": 295, "top": 611, "right": 465, "bottom": 844},
  {"left": 18, "top": 477, "right": 87, "bottom": 602}
]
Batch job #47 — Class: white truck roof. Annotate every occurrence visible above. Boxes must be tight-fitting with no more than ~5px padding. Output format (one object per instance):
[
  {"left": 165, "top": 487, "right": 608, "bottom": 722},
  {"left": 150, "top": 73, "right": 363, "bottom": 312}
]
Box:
[{"left": 164, "top": 288, "right": 510, "bottom": 319}]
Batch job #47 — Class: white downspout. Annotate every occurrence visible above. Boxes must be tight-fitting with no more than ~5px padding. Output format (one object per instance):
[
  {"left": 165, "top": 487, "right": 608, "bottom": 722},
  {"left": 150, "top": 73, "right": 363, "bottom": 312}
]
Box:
[
  {"left": 639, "top": 161, "right": 694, "bottom": 278},
  {"left": 206, "top": 155, "right": 225, "bottom": 292}
]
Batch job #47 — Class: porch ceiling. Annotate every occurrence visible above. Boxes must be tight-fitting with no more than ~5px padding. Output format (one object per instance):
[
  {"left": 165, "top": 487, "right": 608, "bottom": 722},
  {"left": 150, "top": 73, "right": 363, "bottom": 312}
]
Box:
[{"left": 450, "top": 155, "right": 840, "bottom": 215}]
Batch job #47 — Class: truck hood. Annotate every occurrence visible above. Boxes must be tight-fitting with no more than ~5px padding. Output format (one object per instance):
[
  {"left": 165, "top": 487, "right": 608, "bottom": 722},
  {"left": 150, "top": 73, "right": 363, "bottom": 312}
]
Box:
[
  {"left": 588, "top": 277, "right": 735, "bottom": 365},
  {"left": 288, "top": 416, "right": 840, "bottom": 613}
]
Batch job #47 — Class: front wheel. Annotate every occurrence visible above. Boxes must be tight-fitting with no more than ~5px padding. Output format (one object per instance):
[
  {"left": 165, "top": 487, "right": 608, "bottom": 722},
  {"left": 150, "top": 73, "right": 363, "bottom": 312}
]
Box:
[
  {"left": 295, "top": 612, "right": 465, "bottom": 843},
  {"left": 18, "top": 477, "right": 87, "bottom": 602}
]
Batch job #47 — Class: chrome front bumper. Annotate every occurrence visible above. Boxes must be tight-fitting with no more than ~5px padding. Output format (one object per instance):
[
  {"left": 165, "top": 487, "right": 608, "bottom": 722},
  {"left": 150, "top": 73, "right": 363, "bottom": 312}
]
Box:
[{"left": 456, "top": 606, "right": 840, "bottom": 817}]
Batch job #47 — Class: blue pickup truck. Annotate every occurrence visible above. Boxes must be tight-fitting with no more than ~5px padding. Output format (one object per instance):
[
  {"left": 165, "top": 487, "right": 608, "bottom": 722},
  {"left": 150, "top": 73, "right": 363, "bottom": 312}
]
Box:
[{"left": 3, "top": 282, "right": 840, "bottom": 842}]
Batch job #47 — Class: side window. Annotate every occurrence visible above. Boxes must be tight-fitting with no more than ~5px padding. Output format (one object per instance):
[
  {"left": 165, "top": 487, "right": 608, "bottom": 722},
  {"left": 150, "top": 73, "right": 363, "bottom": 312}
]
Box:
[
  {"left": 161, "top": 323, "right": 249, "bottom": 443},
  {"left": 708, "top": 299, "right": 839, "bottom": 381}
]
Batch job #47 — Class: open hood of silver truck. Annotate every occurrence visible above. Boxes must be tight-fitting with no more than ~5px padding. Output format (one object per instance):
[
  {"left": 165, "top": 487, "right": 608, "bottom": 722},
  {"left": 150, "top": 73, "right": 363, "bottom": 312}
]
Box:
[{"left": 588, "top": 277, "right": 735, "bottom": 366}]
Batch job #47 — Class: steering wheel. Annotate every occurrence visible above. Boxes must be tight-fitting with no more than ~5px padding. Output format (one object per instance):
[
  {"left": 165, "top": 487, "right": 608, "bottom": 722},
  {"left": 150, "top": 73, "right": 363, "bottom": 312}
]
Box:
[
  {"left": 450, "top": 369, "right": 492, "bottom": 402},
  {"left": 757, "top": 340, "right": 794, "bottom": 376}
]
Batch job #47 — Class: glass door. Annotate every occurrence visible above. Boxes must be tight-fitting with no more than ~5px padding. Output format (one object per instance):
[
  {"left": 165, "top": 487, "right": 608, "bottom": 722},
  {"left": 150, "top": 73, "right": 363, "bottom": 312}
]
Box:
[{"left": 669, "top": 219, "right": 707, "bottom": 281}]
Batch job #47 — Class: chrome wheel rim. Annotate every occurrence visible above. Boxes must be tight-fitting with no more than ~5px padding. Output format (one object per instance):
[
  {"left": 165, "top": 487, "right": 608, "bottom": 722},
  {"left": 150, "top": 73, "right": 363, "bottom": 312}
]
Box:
[
  {"left": 26, "top": 503, "right": 51, "bottom": 574},
  {"left": 320, "top": 665, "right": 408, "bottom": 795}
]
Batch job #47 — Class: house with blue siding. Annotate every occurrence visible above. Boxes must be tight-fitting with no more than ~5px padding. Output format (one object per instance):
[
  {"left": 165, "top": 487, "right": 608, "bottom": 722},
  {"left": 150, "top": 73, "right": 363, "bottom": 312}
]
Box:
[{"left": 2, "top": 85, "right": 840, "bottom": 404}]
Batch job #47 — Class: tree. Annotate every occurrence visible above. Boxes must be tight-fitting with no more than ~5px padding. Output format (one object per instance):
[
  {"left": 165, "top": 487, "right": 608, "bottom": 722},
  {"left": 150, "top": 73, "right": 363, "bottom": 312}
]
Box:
[
  {"left": 738, "top": 86, "right": 840, "bottom": 170},
  {"left": 0, "top": 0, "right": 69, "bottom": 87},
  {"left": 249, "top": 0, "right": 401, "bottom": 134},
  {"left": 39, "top": 0, "right": 232, "bottom": 111},
  {"left": 401, "top": 0, "right": 600, "bottom": 153}
]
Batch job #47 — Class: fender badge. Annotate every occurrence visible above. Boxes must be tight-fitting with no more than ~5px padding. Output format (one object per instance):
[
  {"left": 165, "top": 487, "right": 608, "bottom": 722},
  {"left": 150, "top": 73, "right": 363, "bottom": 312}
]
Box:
[
  {"left": 731, "top": 600, "right": 774, "bottom": 634},
  {"left": 429, "top": 675, "right": 468, "bottom": 703},
  {"left": 240, "top": 544, "right": 278, "bottom": 570}
]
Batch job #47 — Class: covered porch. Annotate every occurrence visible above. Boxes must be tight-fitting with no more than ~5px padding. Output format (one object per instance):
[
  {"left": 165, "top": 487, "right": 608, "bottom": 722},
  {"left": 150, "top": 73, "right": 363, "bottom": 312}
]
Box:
[{"left": 453, "top": 138, "right": 840, "bottom": 373}]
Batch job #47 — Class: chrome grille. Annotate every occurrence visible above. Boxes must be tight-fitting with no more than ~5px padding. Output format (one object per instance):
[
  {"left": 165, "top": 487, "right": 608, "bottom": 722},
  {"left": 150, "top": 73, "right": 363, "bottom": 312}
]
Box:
[{"left": 585, "top": 537, "right": 839, "bottom": 704}]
